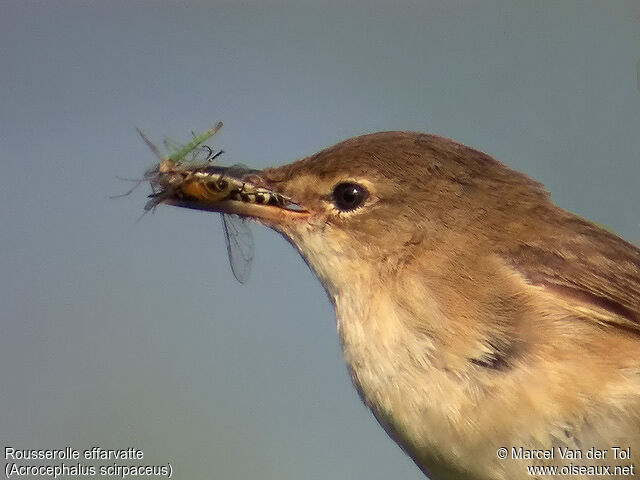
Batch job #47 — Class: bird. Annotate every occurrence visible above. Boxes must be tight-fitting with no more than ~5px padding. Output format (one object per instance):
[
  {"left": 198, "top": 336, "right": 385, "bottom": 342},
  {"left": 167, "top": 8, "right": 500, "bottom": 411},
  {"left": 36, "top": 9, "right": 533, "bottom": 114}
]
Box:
[{"left": 156, "top": 131, "right": 640, "bottom": 479}]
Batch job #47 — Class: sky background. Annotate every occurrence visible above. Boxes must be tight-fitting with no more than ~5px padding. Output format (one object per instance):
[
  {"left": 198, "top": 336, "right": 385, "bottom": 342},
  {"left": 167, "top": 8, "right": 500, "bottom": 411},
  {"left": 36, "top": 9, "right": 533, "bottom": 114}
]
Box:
[{"left": 1, "top": 1, "right": 639, "bottom": 479}]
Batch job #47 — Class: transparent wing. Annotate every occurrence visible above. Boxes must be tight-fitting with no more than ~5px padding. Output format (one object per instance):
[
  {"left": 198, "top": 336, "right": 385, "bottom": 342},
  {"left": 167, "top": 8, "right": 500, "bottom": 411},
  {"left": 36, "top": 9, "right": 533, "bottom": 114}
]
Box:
[
  {"left": 226, "top": 163, "right": 250, "bottom": 182},
  {"left": 188, "top": 145, "right": 215, "bottom": 164},
  {"left": 162, "top": 137, "right": 184, "bottom": 154},
  {"left": 221, "top": 213, "right": 254, "bottom": 284}
]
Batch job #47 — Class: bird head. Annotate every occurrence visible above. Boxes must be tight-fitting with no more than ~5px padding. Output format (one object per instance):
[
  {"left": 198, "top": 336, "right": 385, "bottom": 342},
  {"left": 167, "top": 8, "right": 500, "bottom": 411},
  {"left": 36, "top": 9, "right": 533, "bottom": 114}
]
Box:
[{"left": 162, "top": 130, "right": 549, "bottom": 301}]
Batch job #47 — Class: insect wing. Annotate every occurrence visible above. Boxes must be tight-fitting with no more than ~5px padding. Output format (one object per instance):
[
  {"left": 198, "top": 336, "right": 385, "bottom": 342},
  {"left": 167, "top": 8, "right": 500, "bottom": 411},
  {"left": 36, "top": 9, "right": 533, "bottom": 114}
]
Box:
[
  {"left": 167, "top": 122, "right": 223, "bottom": 164},
  {"left": 225, "top": 163, "right": 250, "bottom": 181},
  {"left": 221, "top": 213, "right": 254, "bottom": 284}
]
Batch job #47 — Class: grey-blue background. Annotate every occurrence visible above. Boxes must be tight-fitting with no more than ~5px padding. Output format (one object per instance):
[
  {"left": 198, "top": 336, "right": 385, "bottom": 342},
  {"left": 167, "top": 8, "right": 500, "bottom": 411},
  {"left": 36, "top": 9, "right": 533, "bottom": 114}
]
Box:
[{"left": 1, "top": 1, "right": 639, "bottom": 479}]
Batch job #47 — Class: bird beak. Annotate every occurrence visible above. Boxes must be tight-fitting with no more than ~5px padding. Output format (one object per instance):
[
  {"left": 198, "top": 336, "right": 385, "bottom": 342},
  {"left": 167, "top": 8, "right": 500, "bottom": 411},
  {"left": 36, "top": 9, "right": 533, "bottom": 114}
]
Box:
[{"left": 154, "top": 165, "right": 310, "bottom": 229}]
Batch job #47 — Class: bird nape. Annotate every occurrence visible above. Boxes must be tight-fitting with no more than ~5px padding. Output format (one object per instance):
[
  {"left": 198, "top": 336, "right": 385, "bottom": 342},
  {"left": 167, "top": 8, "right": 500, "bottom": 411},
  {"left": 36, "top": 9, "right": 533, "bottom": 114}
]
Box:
[{"left": 141, "top": 127, "right": 640, "bottom": 480}]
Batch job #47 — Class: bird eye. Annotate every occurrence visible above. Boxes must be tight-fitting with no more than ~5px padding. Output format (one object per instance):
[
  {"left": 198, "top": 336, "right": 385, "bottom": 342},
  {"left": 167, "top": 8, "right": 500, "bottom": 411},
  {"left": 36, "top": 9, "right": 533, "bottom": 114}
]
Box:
[{"left": 331, "top": 182, "right": 368, "bottom": 212}]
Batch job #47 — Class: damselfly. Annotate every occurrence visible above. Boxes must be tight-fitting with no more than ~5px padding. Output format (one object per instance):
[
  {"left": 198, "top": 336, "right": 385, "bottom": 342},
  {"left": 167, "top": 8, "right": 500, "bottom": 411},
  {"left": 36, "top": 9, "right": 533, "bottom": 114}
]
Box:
[{"left": 134, "top": 123, "right": 255, "bottom": 284}]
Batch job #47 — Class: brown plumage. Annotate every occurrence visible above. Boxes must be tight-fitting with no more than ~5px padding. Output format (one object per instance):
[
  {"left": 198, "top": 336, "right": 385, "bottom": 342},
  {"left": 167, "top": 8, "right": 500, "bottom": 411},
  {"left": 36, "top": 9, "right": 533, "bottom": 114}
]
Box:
[{"left": 159, "top": 131, "right": 640, "bottom": 479}]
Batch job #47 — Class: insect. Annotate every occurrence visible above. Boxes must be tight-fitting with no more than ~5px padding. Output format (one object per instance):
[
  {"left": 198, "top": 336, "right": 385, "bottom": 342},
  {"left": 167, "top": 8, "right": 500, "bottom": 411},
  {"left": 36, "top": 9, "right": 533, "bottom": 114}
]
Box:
[{"left": 135, "top": 123, "right": 256, "bottom": 284}]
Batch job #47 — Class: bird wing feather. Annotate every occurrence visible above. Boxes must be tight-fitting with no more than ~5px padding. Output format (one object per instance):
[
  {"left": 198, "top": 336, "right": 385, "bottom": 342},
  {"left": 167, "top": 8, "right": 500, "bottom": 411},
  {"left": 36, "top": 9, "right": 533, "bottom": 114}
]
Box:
[{"left": 502, "top": 213, "right": 640, "bottom": 334}]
